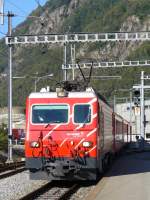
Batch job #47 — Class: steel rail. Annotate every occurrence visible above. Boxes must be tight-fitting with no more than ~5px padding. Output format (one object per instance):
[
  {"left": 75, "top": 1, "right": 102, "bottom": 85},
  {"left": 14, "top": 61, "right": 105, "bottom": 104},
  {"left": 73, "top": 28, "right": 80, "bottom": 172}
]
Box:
[
  {"left": 19, "top": 182, "right": 80, "bottom": 200},
  {"left": 19, "top": 182, "right": 53, "bottom": 200},
  {"left": 0, "top": 161, "right": 25, "bottom": 179},
  {"left": 0, "top": 161, "right": 25, "bottom": 172},
  {"left": 58, "top": 184, "right": 79, "bottom": 200},
  {"left": 0, "top": 166, "right": 25, "bottom": 179}
]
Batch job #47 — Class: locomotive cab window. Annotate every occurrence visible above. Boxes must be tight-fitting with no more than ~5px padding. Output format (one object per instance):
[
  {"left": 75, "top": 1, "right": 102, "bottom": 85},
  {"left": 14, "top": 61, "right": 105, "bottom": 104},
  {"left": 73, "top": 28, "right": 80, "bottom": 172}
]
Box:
[
  {"left": 32, "top": 105, "right": 69, "bottom": 124},
  {"left": 74, "top": 104, "right": 91, "bottom": 124}
]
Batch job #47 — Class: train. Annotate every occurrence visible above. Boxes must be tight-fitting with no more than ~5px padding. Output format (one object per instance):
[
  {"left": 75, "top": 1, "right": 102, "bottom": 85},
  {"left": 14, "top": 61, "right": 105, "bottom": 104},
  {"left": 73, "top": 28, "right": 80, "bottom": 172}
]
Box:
[
  {"left": 12, "top": 128, "right": 25, "bottom": 143},
  {"left": 25, "top": 81, "right": 131, "bottom": 181}
]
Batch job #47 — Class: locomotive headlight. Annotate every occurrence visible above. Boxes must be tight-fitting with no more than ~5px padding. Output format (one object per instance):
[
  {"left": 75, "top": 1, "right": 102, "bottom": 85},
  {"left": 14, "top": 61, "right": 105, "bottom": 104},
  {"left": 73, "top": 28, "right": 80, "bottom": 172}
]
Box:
[
  {"left": 82, "top": 141, "right": 93, "bottom": 148},
  {"left": 30, "top": 141, "right": 40, "bottom": 148}
]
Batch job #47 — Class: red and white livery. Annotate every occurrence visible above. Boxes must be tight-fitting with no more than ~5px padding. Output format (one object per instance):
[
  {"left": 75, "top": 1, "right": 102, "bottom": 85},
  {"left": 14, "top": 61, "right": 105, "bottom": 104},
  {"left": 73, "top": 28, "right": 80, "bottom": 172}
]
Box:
[{"left": 25, "top": 87, "right": 131, "bottom": 180}]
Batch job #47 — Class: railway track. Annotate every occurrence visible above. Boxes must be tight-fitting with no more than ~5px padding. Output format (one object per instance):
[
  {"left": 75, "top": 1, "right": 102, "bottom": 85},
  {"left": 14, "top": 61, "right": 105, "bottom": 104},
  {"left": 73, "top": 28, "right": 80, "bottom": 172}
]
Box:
[
  {"left": 0, "top": 161, "right": 25, "bottom": 179},
  {"left": 19, "top": 181, "right": 80, "bottom": 200}
]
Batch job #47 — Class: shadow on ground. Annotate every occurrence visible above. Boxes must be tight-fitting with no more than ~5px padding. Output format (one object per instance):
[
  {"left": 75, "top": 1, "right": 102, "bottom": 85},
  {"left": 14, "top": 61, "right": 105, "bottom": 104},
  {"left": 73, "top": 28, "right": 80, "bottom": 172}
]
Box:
[{"left": 106, "top": 147, "right": 150, "bottom": 177}]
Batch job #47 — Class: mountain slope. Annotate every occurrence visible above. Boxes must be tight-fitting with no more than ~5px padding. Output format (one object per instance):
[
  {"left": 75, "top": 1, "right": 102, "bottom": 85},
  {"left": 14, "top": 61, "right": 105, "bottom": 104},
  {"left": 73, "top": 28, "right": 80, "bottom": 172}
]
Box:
[{"left": 0, "top": 0, "right": 150, "bottom": 106}]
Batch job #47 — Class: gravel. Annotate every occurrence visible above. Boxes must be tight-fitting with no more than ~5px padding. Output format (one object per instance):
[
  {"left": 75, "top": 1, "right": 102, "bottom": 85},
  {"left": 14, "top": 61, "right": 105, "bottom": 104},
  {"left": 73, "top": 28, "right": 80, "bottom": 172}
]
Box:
[
  {"left": 0, "top": 170, "right": 48, "bottom": 200},
  {"left": 0, "top": 169, "right": 97, "bottom": 200}
]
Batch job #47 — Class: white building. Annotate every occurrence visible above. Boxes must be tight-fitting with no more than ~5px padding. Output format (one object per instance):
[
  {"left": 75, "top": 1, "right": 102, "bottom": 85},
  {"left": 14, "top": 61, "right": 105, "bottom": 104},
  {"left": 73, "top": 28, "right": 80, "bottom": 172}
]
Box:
[
  {"left": 116, "top": 100, "right": 150, "bottom": 141},
  {"left": 0, "top": 107, "right": 25, "bottom": 129}
]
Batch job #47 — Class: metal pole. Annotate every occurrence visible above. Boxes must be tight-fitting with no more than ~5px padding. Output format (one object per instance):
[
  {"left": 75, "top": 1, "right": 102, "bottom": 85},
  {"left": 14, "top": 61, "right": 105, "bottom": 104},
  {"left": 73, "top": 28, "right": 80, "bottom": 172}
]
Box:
[
  {"left": 64, "top": 43, "right": 67, "bottom": 81},
  {"left": 113, "top": 95, "right": 116, "bottom": 112},
  {"left": 33, "top": 74, "right": 53, "bottom": 92},
  {"left": 34, "top": 77, "right": 41, "bottom": 92},
  {"left": 74, "top": 0, "right": 77, "bottom": 8},
  {"left": 71, "top": 43, "right": 76, "bottom": 80},
  {"left": 140, "top": 71, "right": 145, "bottom": 146},
  {"left": 0, "top": 0, "right": 4, "bottom": 25},
  {"left": 7, "top": 11, "right": 14, "bottom": 163},
  {"left": 129, "top": 91, "right": 132, "bottom": 142},
  {"left": 34, "top": 79, "right": 37, "bottom": 92}
]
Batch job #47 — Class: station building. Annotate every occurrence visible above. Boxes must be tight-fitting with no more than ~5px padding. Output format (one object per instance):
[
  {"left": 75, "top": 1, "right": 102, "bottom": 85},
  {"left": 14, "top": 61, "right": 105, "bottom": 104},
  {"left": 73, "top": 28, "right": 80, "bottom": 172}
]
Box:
[
  {"left": 0, "top": 107, "right": 25, "bottom": 129},
  {"left": 116, "top": 100, "right": 150, "bottom": 141}
]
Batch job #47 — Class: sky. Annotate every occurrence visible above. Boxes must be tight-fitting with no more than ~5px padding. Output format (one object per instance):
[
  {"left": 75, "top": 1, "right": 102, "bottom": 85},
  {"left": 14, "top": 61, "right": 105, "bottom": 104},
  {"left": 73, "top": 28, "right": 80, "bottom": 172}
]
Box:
[{"left": 0, "top": 0, "right": 47, "bottom": 38}]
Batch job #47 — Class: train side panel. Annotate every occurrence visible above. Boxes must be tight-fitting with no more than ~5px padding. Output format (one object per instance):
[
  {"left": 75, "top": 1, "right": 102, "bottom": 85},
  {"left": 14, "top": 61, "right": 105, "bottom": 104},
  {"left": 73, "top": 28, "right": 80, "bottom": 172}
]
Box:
[{"left": 98, "top": 99, "right": 114, "bottom": 154}]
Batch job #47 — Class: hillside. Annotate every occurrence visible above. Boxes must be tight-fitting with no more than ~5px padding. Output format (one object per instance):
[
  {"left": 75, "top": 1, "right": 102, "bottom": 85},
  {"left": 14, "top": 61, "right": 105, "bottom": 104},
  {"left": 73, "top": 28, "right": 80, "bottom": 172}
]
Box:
[{"left": 0, "top": 0, "right": 150, "bottom": 106}]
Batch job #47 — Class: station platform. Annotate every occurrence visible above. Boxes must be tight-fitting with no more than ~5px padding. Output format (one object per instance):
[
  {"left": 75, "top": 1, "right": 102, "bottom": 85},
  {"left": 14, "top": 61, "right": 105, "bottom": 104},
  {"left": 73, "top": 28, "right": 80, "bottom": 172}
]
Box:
[{"left": 87, "top": 150, "right": 150, "bottom": 200}]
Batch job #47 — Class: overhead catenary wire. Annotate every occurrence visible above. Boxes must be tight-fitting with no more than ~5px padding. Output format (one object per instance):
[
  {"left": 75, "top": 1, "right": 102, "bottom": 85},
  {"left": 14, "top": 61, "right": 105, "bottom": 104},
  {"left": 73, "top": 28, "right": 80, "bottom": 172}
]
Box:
[
  {"left": 34, "top": 0, "right": 45, "bottom": 12},
  {"left": 0, "top": 11, "right": 43, "bottom": 20},
  {"left": 34, "top": 0, "right": 45, "bottom": 25},
  {"left": 6, "top": 0, "right": 28, "bottom": 16},
  {"left": 7, "top": 0, "right": 44, "bottom": 16},
  {"left": 0, "top": 49, "right": 8, "bottom": 57},
  {"left": 35, "top": 0, "right": 41, "bottom": 7},
  {"left": 0, "top": 1, "right": 47, "bottom": 40},
  {"left": 0, "top": 30, "right": 7, "bottom": 35},
  {"left": 3, "top": 0, "right": 45, "bottom": 20}
]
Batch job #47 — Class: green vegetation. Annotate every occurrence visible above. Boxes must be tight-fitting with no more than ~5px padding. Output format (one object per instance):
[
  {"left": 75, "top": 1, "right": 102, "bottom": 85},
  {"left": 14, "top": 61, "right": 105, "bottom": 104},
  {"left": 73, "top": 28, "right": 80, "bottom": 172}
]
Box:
[
  {"left": 0, "top": 124, "right": 7, "bottom": 150},
  {"left": 63, "top": 0, "right": 150, "bottom": 32},
  {"left": 0, "top": 0, "right": 150, "bottom": 106},
  {"left": 46, "top": 0, "right": 71, "bottom": 12},
  {"left": 128, "top": 42, "right": 150, "bottom": 60}
]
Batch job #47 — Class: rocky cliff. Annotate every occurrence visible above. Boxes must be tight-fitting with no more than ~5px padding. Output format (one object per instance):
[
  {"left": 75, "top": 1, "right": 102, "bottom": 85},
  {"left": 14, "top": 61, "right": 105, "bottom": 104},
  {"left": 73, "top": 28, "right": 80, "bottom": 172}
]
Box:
[{"left": 0, "top": 0, "right": 150, "bottom": 106}]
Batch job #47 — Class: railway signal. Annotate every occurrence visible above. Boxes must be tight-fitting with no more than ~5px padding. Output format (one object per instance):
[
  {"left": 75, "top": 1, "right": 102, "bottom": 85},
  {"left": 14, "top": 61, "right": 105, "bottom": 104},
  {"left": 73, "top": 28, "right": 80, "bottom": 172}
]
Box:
[
  {"left": 133, "top": 71, "right": 150, "bottom": 147},
  {"left": 133, "top": 89, "right": 140, "bottom": 106}
]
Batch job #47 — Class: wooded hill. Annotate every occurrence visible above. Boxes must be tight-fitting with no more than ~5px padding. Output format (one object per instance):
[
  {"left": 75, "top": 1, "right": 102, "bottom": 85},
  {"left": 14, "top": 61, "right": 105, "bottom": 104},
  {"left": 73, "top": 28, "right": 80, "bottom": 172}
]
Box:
[{"left": 0, "top": 0, "right": 150, "bottom": 106}]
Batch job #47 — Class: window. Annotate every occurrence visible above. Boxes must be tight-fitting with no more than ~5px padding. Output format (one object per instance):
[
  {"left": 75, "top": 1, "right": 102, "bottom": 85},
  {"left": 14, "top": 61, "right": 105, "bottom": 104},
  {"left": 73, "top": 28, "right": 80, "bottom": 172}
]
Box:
[
  {"left": 74, "top": 104, "right": 91, "bottom": 123},
  {"left": 32, "top": 105, "right": 68, "bottom": 124}
]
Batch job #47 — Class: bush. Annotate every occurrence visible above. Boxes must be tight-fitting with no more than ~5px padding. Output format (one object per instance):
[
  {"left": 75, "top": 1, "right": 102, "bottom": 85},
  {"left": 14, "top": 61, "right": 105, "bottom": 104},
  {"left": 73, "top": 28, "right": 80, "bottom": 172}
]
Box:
[{"left": 0, "top": 124, "right": 8, "bottom": 151}]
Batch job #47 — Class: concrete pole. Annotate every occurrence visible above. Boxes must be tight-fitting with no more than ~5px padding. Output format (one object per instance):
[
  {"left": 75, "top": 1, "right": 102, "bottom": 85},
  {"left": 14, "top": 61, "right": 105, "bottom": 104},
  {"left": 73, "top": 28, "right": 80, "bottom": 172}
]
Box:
[
  {"left": 140, "top": 71, "right": 145, "bottom": 145},
  {"left": 7, "top": 12, "right": 14, "bottom": 163}
]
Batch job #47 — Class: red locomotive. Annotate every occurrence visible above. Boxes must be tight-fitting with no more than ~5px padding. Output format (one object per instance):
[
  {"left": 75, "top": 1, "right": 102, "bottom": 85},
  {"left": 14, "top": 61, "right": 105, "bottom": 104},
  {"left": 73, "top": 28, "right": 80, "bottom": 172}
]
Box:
[{"left": 25, "top": 81, "right": 131, "bottom": 180}]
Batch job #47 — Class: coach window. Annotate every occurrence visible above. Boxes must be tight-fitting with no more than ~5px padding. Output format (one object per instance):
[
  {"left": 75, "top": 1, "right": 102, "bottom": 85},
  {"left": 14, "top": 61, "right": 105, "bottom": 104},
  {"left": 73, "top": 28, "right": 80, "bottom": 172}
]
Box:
[
  {"left": 32, "top": 105, "right": 69, "bottom": 124},
  {"left": 74, "top": 104, "right": 91, "bottom": 123}
]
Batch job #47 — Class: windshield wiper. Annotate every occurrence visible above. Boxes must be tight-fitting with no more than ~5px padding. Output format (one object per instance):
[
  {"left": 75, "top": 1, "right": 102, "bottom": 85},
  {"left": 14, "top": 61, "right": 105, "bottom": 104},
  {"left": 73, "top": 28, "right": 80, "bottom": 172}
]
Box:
[
  {"left": 44, "top": 123, "right": 51, "bottom": 128},
  {"left": 45, "top": 121, "right": 62, "bottom": 128}
]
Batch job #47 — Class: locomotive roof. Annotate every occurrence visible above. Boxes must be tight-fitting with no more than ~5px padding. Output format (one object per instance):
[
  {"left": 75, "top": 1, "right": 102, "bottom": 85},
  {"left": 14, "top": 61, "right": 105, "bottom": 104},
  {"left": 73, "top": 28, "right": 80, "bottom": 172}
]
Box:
[
  {"left": 29, "top": 91, "right": 96, "bottom": 99},
  {"left": 28, "top": 87, "right": 111, "bottom": 107}
]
